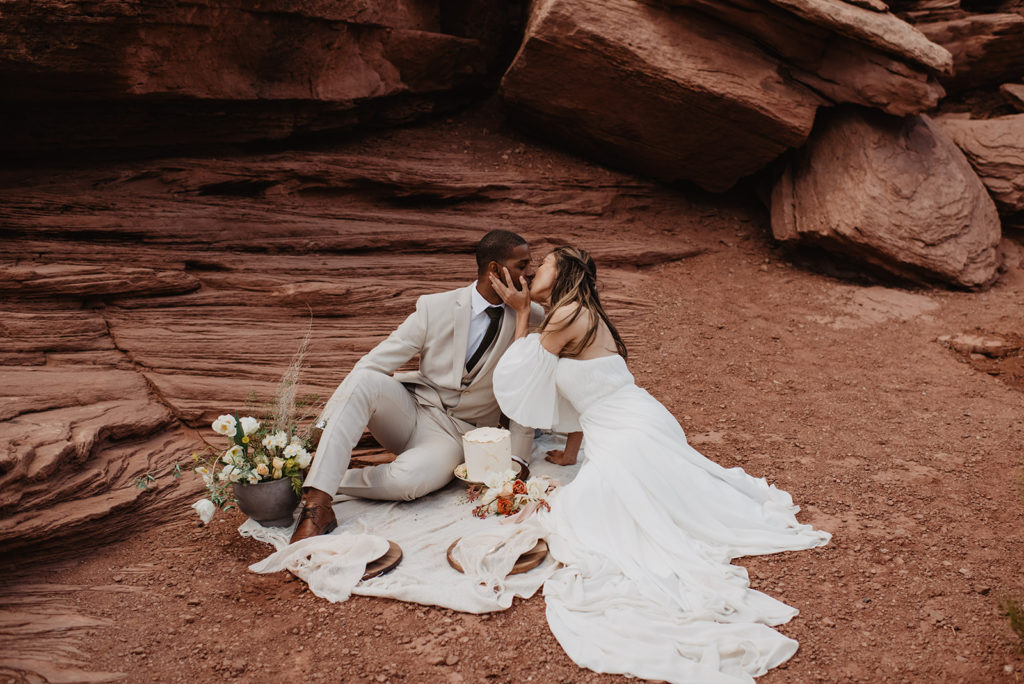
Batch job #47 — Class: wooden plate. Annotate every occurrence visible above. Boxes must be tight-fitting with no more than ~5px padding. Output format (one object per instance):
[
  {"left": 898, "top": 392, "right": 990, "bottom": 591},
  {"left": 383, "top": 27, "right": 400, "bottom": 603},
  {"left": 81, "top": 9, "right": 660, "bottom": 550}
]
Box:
[
  {"left": 361, "top": 540, "right": 403, "bottom": 581},
  {"left": 446, "top": 537, "right": 548, "bottom": 576}
]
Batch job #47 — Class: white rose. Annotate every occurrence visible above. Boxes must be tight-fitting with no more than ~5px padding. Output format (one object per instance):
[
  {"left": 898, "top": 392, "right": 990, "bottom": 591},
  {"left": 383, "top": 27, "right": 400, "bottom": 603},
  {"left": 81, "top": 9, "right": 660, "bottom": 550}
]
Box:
[
  {"left": 218, "top": 464, "right": 235, "bottom": 482},
  {"left": 283, "top": 443, "right": 305, "bottom": 459},
  {"left": 294, "top": 450, "right": 311, "bottom": 469},
  {"left": 191, "top": 498, "right": 216, "bottom": 524},
  {"left": 526, "top": 478, "right": 547, "bottom": 499},
  {"left": 222, "top": 445, "right": 243, "bottom": 464},
  {"left": 263, "top": 431, "right": 288, "bottom": 450},
  {"left": 239, "top": 416, "right": 261, "bottom": 436},
  {"left": 212, "top": 414, "right": 237, "bottom": 436},
  {"left": 484, "top": 473, "right": 507, "bottom": 491}
]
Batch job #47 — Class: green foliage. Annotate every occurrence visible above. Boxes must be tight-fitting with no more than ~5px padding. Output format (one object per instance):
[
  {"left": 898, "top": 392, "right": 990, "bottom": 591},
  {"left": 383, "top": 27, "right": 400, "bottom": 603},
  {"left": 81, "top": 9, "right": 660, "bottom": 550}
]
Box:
[
  {"left": 1001, "top": 597, "right": 1024, "bottom": 651},
  {"left": 135, "top": 473, "right": 156, "bottom": 490}
]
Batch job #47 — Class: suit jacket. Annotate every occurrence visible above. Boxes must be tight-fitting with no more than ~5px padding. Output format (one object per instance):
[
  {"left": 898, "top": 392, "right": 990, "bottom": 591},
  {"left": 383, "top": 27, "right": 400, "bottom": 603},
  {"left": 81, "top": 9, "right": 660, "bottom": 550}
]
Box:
[{"left": 353, "top": 284, "right": 545, "bottom": 459}]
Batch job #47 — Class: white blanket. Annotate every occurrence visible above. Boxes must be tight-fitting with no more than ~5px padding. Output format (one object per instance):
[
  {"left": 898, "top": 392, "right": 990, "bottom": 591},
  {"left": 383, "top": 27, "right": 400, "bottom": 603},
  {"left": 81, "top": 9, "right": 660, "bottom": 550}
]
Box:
[{"left": 241, "top": 434, "right": 578, "bottom": 613}]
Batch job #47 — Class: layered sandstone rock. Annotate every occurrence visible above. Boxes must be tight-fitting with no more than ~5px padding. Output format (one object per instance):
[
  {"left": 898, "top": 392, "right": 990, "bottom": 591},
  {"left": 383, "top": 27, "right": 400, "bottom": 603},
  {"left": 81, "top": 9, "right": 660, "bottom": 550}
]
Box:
[
  {"left": 939, "top": 114, "right": 1024, "bottom": 217},
  {"left": 501, "top": 0, "right": 950, "bottom": 192},
  {"left": 916, "top": 12, "right": 1024, "bottom": 92},
  {"left": 771, "top": 108, "right": 1002, "bottom": 288},
  {"left": 0, "top": 0, "right": 504, "bottom": 156},
  {"left": 1001, "top": 83, "right": 1024, "bottom": 111},
  {"left": 888, "top": 0, "right": 962, "bottom": 22},
  {"left": 0, "top": 125, "right": 732, "bottom": 559},
  {"left": 671, "top": 0, "right": 949, "bottom": 115}
]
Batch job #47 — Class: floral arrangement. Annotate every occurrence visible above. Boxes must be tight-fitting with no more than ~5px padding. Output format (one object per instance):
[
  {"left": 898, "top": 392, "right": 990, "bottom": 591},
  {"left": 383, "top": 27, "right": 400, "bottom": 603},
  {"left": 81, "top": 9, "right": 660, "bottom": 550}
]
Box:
[
  {"left": 193, "top": 413, "right": 314, "bottom": 506},
  {"left": 191, "top": 328, "right": 322, "bottom": 512},
  {"left": 463, "top": 468, "right": 555, "bottom": 518}
]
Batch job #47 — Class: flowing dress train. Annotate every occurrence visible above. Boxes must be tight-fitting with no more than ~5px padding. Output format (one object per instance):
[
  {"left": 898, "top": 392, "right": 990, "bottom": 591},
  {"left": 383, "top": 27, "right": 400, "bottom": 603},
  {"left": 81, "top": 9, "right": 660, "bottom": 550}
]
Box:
[{"left": 493, "top": 334, "right": 831, "bottom": 684}]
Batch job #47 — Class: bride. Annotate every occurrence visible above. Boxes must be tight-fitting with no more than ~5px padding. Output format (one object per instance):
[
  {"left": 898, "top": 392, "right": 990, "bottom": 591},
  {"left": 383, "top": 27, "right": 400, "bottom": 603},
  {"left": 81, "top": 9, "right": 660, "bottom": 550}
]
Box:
[{"left": 489, "top": 246, "right": 831, "bottom": 684}]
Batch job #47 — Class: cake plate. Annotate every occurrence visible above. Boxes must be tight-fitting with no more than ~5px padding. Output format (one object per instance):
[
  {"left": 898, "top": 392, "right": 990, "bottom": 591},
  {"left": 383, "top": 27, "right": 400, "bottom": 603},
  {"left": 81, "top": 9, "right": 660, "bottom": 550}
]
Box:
[{"left": 453, "top": 457, "right": 530, "bottom": 484}]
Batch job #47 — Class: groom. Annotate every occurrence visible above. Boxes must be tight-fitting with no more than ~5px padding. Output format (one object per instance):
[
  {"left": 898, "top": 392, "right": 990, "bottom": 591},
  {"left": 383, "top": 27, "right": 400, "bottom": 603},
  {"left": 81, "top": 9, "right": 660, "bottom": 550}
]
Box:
[{"left": 291, "top": 230, "right": 544, "bottom": 543}]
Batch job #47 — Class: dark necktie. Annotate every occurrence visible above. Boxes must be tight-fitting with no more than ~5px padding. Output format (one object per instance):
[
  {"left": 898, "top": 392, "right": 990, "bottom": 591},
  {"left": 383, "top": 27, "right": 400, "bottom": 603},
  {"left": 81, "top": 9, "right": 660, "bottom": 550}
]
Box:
[{"left": 466, "top": 306, "right": 503, "bottom": 372}]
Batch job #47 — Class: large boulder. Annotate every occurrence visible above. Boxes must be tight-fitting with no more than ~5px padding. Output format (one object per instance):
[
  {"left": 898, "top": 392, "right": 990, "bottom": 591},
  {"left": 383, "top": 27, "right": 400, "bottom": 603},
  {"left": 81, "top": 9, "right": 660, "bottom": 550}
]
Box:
[
  {"left": 916, "top": 12, "right": 1024, "bottom": 92},
  {"left": 501, "top": 0, "right": 950, "bottom": 192},
  {"left": 771, "top": 108, "right": 1002, "bottom": 288},
  {"left": 939, "top": 114, "right": 1024, "bottom": 217},
  {"left": 671, "top": 0, "right": 949, "bottom": 116},
  {"left": 501, "top": 0, "right": 823, "bottom": 193},
  {"left": 0, "top": 0, "right": 505, "bottom": 156}
]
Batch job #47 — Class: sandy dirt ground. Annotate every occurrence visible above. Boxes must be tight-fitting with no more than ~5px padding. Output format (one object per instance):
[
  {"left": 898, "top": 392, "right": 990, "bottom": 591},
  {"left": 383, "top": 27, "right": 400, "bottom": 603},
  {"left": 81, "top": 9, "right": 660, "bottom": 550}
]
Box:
[{"left": 3, "top": 106, "right": 1024, "bottom": 683}]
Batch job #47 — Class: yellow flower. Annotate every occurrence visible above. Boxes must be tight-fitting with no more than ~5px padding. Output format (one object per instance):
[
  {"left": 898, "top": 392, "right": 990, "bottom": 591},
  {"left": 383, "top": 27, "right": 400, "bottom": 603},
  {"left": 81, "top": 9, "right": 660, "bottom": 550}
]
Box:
[
  {"left": 241, "top": 436, "right": 250, "bottom": 444},
  {"left": 285, "top": 459, "right": 296, "bottom": 470}
]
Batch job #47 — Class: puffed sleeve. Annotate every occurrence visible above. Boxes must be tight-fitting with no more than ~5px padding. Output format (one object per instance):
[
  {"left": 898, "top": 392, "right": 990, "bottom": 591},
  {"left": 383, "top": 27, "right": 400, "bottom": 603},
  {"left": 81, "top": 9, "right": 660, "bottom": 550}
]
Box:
[{"left": 493, "top": 334, "right": 582, "bottom": 433}]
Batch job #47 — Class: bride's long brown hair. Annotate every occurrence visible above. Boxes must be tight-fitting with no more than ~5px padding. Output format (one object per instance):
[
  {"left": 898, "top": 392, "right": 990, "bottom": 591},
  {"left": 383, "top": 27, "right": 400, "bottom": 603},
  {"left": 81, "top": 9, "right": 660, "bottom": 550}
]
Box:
[{"left": 539, "top": 246, "right": 627, "bottom": 359}]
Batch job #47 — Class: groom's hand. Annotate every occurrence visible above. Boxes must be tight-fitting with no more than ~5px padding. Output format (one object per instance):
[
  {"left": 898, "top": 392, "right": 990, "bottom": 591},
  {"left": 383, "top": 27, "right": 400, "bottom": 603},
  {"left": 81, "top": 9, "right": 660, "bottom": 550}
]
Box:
[{"left": 489, "top": 266, "right": 531, "bottom": 314}]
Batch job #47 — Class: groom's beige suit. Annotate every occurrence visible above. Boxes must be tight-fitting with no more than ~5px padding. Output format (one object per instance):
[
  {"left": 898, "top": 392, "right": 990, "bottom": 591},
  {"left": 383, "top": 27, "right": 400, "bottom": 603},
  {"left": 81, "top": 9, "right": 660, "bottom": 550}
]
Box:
[{"left": 305, "top": 284, "right": 544, "bottom": 501}]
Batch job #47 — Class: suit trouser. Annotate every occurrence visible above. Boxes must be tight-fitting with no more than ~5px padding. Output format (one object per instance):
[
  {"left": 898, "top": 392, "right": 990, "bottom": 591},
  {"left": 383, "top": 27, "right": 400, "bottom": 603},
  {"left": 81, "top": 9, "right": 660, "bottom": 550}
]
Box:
[{"left": 304, "top": 369, "right": 463, "bottom": 501}]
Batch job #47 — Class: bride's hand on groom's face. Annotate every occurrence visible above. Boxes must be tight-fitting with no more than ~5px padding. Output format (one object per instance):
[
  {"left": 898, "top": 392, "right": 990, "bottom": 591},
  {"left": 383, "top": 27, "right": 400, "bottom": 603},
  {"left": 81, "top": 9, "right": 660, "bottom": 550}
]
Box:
[{"left": 490, "top": 266, "right": 531, "bottom": 313}]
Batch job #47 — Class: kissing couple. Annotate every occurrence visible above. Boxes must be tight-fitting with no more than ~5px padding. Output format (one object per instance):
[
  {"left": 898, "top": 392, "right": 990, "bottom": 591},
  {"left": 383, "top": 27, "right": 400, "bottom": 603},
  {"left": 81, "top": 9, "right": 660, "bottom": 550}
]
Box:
[{"left": 291, "top": 229, "right": 831, "bottom": 683}]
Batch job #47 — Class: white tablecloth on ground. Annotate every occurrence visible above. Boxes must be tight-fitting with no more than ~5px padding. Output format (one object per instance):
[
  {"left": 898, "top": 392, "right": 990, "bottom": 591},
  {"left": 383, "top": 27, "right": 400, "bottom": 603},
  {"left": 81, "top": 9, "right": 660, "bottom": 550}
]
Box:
[{"left": 240, "top": 434, "right": 579, "bottom": 613}]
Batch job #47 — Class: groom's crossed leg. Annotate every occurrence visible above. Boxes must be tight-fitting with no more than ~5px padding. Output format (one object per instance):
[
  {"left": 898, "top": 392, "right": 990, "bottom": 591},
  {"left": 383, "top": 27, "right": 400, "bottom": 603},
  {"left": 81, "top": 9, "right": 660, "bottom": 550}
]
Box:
[{"left": 305, "top": 369, "right": 462, "bottom": 501}]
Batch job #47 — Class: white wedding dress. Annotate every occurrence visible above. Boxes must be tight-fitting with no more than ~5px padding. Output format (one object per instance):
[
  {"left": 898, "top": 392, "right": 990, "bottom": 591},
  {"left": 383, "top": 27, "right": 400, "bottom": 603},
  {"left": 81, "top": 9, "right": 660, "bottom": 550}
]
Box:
[{"left": 493, "top": 334, "right": 831, "bottom": 684}]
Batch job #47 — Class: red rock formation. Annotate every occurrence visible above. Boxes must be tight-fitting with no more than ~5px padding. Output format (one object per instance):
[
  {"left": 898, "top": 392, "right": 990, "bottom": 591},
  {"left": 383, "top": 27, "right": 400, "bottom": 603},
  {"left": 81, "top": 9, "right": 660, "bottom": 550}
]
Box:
[
  {"left": 939, "top": 114, "right": 1024, "bottom": 217},
  {"left": 0, "top": 119, "right": 740, "bottom": 560},
  {"left": 1001, "top": 82, "right": 1024, "bottom": 110},
  {"left": 501, "top": 0, "right": 950, "bottom": 192},
  {"left": 916, "top": 12, "right": 1024, "bottom": 92},
  {"left": 0, "top": 0, "right": 506, "bottom": 156},
  {"left": 672, "top": 0, "right": 949, "bottom": 116},
  {"left": 771, "top": 108, "right": 1002, "bottom": 288}
]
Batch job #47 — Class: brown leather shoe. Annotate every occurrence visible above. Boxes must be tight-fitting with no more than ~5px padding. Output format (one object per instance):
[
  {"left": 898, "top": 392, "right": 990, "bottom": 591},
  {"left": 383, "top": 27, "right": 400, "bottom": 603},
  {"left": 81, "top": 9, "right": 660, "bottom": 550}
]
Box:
[{"left": 289, "top": 500, "right": 338, "bottom": 544}]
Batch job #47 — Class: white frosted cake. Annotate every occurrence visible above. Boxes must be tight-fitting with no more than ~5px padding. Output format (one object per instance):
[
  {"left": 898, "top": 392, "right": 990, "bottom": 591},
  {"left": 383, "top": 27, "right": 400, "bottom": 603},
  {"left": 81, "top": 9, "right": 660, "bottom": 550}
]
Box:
[{"left": 462, "top": 426, "right": 512, "bottom": 482}]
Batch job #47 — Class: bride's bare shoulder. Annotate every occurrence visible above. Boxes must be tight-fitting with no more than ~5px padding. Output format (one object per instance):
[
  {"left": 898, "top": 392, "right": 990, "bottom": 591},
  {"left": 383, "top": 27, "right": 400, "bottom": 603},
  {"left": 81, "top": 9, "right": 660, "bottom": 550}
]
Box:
[
  {"left": 539, "top": 303, "right": 591, "bottom": 355},
  {"left": 546, "top": 303, "right": 590, "bottom": 328}
]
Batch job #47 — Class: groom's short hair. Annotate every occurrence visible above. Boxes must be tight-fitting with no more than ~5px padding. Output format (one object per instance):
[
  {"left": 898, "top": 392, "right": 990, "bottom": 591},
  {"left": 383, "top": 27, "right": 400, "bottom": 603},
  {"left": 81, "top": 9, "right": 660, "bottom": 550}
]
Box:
[{"left": 476, "top": 230, "right": 527, "bottom": 272}]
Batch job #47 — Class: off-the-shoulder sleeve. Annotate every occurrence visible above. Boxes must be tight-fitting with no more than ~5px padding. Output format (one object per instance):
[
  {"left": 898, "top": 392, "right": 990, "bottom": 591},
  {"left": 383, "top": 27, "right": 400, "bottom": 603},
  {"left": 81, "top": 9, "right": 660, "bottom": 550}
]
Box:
[{"left": 493, "top": 334, "right": 581, "bottom": 433}]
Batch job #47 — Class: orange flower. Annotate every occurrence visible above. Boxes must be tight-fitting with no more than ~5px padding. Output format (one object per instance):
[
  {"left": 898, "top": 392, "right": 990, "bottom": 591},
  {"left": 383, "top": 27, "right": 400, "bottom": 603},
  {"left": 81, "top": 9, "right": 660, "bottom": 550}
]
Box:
[
  {"left": 512, "top": 479, "right": 527, "bottom": 495},
  {"left": 496, "top": 497, "right": 515, "bottom": 516}
]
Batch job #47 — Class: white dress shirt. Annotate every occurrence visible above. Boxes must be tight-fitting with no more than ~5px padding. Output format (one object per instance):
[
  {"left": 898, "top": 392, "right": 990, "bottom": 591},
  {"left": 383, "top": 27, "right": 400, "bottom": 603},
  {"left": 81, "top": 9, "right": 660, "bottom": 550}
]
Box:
[{"left": 466, "top": 281, "right": 506, "bottom": 364}]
